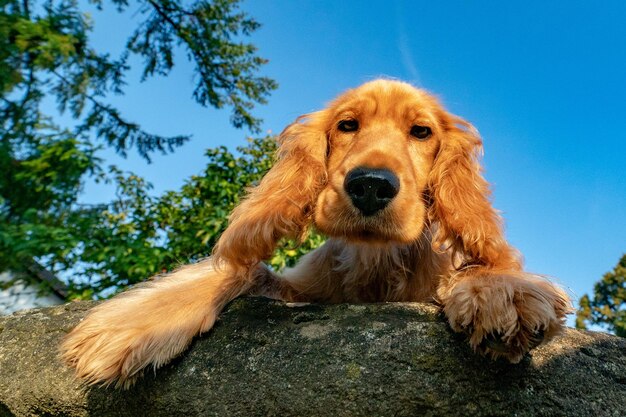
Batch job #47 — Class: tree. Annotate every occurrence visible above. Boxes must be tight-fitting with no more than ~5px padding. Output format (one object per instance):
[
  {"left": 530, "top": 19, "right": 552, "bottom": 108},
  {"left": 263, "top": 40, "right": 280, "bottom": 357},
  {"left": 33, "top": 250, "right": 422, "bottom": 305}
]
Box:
[
  {"left": 576, "top": 254, "right": 626, "bottom": 337},
  {"left": 0, "top": 0, "right": 277, "bottom": 295}
]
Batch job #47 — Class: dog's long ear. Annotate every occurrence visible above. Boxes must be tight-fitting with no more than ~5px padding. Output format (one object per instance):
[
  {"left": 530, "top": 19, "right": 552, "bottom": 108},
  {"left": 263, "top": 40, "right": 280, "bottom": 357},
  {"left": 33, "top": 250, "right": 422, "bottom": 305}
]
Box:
[
  {"left": 214, "top": 112, "right": 328, "bottom": 268},
  {"left": 428, "top": 115, "right": 521, "bottom": 270}
]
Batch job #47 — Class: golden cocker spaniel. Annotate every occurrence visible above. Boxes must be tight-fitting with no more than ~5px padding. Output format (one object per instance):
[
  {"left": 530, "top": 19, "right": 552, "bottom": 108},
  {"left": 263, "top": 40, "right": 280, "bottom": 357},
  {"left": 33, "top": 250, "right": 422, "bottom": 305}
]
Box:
[{"left": 62, "top": 79, "right": 571, "bottom": 387}]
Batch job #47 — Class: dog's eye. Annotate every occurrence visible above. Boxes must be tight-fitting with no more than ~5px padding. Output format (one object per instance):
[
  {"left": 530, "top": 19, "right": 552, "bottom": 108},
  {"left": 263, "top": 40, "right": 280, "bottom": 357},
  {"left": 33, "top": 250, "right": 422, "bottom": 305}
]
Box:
[
  {"left": 410, "top": 125, "right": 432, "bottom": 140},
  {"left": 338, "top": 119, "right": 359, "bottom": 132}
]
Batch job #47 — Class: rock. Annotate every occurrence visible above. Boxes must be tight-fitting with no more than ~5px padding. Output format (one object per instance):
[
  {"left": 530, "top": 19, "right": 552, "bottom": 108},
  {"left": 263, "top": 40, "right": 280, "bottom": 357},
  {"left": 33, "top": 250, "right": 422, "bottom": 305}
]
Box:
[{"left": 0, "top": 297, "right": 625, "bottom": 416}]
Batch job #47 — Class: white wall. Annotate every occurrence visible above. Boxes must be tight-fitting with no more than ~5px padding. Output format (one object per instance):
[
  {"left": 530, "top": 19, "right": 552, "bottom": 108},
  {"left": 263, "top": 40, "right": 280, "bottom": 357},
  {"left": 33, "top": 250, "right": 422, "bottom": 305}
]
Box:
[{"left": 0, "top": 272, "right": 64, "bottom": 315}]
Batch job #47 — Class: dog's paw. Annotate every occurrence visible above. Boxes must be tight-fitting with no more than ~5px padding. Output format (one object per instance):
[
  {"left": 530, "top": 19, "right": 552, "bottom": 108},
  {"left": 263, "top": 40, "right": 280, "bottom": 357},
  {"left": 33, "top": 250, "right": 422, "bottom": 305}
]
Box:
[
  {"left": 61, "top": 295, "right": 218, "bottom": 388},
  {"left": 61, "top": 317, "right": 155, "bottom": 388},
  {"left": 442, "top": 273, "right": 571, "bottom": 363}
]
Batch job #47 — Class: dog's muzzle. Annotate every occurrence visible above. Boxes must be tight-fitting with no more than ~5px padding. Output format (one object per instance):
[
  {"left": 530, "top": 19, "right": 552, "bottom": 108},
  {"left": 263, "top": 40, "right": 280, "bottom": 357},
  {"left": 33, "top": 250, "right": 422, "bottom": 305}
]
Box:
[{"left": 344, "top": 167, "right": 400, "bottom": 216}]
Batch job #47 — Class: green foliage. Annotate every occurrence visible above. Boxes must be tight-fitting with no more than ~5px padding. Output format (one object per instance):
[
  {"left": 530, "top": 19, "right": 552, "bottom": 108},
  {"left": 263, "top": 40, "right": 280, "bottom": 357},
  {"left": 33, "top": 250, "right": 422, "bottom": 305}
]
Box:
[
  {"left": 1, "top": 0, "right": 276, "bottom": 159},
  {"left": 576, "top": 254, "right": 626, "bottom": 337},
  {"left": 125, "top": 0, "right": 277, "bottom": 130},
  {"left": 59, "top": 136, "right": 325, "bottom": 299}
]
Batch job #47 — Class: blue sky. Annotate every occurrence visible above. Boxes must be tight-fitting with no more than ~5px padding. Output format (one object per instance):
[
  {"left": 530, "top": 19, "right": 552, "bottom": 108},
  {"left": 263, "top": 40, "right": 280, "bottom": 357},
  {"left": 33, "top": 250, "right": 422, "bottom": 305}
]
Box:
[{"left": 81, "top": 0, "right": 626, "bottom": 324}]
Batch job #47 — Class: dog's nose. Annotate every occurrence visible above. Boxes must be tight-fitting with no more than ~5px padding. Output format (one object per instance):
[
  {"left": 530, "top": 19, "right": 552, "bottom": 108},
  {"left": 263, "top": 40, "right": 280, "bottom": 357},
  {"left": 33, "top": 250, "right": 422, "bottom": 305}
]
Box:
[{"left": 344, "top": 167, "right": 400, "bottom": 216}]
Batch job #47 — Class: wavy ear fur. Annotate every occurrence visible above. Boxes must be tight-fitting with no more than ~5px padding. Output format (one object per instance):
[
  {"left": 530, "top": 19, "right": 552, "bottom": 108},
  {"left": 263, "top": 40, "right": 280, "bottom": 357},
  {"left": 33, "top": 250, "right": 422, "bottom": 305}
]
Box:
[
  {"left": 214, "top": 112, "right": 328, "bottom": 268},
  {"left": 428, "top": 116, "right": 521, "bottom": 270}
]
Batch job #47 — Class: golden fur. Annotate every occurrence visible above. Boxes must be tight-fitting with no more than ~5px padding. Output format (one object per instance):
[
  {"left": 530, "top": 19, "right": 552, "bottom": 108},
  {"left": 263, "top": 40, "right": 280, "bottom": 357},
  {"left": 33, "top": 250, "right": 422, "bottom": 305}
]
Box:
[{"left": 61, "top": 79, "right": 571, "bottom": 388}]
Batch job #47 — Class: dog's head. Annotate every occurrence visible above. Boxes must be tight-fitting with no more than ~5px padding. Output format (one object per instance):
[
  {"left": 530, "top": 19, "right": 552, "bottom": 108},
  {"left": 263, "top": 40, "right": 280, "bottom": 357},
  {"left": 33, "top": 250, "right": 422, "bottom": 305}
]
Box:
[
  {"left": 217, "top": 79, "right": 513, "bottom": 268},
  {"left": 284, "top": 80, "right": 496, "bottom": 249}
]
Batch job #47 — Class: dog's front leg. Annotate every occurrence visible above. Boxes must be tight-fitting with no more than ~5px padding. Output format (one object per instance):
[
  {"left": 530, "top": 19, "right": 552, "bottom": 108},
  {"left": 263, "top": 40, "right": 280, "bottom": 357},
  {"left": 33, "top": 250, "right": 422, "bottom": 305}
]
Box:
[
  {"left": 61, "top": 259, "right": 252, "bottom": 388},
  {"left": 427, "top": 116, "right": 572, "bottom": 362},
  {"left": 62, "top": 112, "right": 330, "bottom": 387}
]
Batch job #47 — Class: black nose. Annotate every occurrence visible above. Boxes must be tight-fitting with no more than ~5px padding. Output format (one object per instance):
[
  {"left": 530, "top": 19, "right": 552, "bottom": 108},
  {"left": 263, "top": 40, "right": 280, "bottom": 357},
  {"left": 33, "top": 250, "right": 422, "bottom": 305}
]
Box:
[{"left": 344, "top": 167, "right": 400, "bottom": 216}]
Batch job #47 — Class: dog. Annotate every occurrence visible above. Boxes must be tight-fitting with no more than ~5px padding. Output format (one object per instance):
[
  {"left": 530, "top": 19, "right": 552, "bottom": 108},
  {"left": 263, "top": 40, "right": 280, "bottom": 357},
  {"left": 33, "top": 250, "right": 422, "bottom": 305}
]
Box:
[{"left": 61, "top": 79, "right": 571, "bottom": 388}]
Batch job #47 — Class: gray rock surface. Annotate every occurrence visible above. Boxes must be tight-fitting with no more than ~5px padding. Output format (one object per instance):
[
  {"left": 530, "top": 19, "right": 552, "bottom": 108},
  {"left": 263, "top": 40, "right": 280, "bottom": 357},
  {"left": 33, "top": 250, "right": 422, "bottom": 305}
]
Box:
[{"left": 0, "top": 297, "right": 625, "bottom": 416}]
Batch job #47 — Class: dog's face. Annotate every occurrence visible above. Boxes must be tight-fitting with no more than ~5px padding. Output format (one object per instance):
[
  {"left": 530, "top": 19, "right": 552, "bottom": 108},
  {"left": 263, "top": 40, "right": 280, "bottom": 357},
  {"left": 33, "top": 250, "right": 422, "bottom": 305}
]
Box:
[
  {"left": 218, "top": 78, "right": 485, "bottom": 266},
  {"left": 311, "top": 80, "right": 451, "bottom": 244}
]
